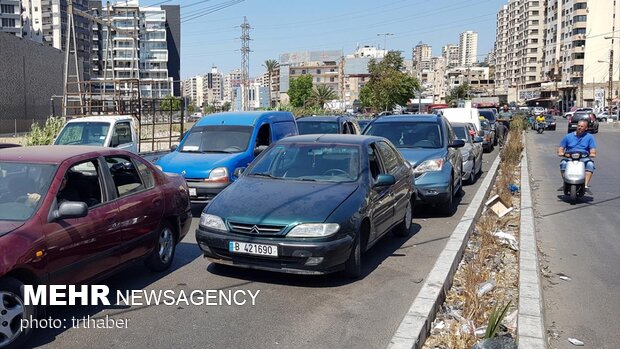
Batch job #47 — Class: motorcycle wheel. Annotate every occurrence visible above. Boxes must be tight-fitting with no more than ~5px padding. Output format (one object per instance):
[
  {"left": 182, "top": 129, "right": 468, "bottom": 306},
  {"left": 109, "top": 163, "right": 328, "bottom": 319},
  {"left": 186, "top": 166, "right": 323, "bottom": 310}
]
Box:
[{"left": 570, "top": 185, "right": 577, "bottom": 203}]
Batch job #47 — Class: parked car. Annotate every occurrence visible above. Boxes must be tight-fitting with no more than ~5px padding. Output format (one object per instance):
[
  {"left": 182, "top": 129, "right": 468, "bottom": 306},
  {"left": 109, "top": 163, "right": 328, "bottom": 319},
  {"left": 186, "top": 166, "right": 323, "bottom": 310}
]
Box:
[
  {"left": 544, "top": 115, "right": 557, "bottom": 130},
  {"left": 0, "top": 146, "right": 192, "bottom": 348},
  {"left": 596, "top": 111, "right": 619, "bottom": 122},
  {"left": 452, "top": 123, "right": 483, "bottom": 184},
  {"left": 296, "top": 115, "right": 362, "bottom": 135},
  {"left": 196, "top": 135, "right": 416, "bottom": 278},
  {"left": 363, "top": 114, "right": 464, "bottom": 216},
  {"left": 357, "top": 118, "right": 374, "bottom": 132},
  {"left": 157, "top": 111, "right": 298, "bottom": 204},
  {"left": 479, "top": 119, "right": 495, "bottom": 152},
  {"left": 441, "top": 107, "right": 481, "bottom": 133},
  {"left": 54, "top": 115, "right": 139, "bottom": 153},
  {"left": 568, "top": 111, "right": 599, "bottom": 133}
]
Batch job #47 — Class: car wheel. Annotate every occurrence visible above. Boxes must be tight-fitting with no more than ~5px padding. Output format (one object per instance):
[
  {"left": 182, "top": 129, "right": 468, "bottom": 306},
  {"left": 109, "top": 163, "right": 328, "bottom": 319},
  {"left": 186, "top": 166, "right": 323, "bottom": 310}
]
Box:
[
  {"left": 440, "top": 181, "right": 455, "bottom": 216},
  {"left": 145, "top": 223, "right": 177, "bottom": 272},
  {"left": 0, "top": 277, "right": 36, "bottom": 349},
  {"left": 466, "top": 162, "right": 476, "bottom": 184},
  {"left": 343, "top": 231, "right": 362, "bottom": 279},
  {"left": 394, "top": 199, "right": 413, "bottom": 237}
]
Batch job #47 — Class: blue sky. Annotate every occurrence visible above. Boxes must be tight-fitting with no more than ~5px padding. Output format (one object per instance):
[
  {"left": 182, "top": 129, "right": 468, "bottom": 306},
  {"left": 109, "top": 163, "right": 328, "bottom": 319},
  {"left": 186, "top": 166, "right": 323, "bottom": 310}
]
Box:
[{"left": 156, "top": 0, "right": 508, "bottom": 79}]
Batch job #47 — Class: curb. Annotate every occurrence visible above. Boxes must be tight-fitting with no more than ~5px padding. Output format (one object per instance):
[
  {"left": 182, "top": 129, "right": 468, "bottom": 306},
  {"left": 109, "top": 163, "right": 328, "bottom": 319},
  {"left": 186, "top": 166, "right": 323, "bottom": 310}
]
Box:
[
  {"left": 517, "top": 137, "right": 547, "bottom": 348},
  {"left": 388, "top": 153, "right": 502, "bottom": 349}
]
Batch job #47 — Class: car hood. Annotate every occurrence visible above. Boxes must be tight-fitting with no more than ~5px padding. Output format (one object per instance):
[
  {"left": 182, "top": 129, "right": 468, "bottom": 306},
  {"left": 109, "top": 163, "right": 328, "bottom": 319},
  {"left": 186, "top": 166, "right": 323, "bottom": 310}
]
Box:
[
  {"left": 397, "top": 148, "right": 447, "bottom": 168},
  {"left": 156, "top": 151, "right": 244, "bottom": 178},
  {"left": 207, "top": 176, "right": 359, "bottom": 225},
  {"left": 0, "top": 221, "right": 25, "bottom": 237}
]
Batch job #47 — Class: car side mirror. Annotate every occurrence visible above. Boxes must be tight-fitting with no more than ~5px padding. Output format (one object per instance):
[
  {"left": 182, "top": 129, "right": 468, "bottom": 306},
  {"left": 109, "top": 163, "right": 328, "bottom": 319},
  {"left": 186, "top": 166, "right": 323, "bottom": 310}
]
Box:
[
  {"left": 374, "top": 174, "right": 395, "bottom": 187},
  {"left": 473, "top": 136, "right": 483, "bottom": 143},
  {"left": 449, "top": 139, "right": 465, "bottom": 148},
  {"left": 233, "top": 167, "right": 245, "bottom": 178},
  {"left": 53, "top": 201, "right": 88, "bottom": 221},
  {"left": 170, "top": 144, "right": 178, "bottom": 152},
  {"left": 254, "top": 145, "right": 268, "bottom": 157}
]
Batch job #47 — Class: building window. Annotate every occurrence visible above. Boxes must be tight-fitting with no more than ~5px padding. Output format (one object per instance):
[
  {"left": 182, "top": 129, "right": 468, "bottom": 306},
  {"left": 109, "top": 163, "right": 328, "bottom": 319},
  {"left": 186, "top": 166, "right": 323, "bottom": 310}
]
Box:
[
  {"left": 1, "top": 18, "right": 16, "bottom": 28},
  {"left": 1, "top": 4, "right": 15, "bottom": 13},
  {"left": 291, "top": 70, "right": 295, "bottom": 74},
  {"left": 330, "top": 77, "right": 335, "bottom": 82},
  {"left": 573, "top": 15, "right": 587, "bottom": 22},
  {"left": 301, "top": 69, "right": 306, "bottom": 74},
  {"left": 316, "top": 69, "right": 321, "bottom": 74},
  {"left": 316, "top": 78, "right": 321, "bottom": 82},
  {"left": 572, "top": 27, "right": 586, "bottom": 35},
  {"left": 573, "top": 2, "right": 587, "bottom": 10}
]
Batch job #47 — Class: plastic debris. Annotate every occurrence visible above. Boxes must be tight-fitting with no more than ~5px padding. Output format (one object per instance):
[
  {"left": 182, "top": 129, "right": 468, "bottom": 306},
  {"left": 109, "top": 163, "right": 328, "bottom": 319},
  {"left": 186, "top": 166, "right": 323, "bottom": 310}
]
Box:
[
  {"left": 485, "top": 195, "right": 514, "bottom": 217},
  {"left": 474, "top": 325, "right": 488, "bottom": 338},
  {"left": 508, "top": 184, "right": 520, "bottom": 194},
  {"left": 568, "top": 338, "right": 585, "bottom": 346},
  {"left": 477, "top": 280, "right": 496, "bottom": 297},
  {"left": 472, "top": 336, "right": 517, "bottom": 349},
  {"left": 559, "top": 276, "right": 571, "bottom": 281},
  {"left": 492, "top": 230, "right": 519, "bottom": 251}
]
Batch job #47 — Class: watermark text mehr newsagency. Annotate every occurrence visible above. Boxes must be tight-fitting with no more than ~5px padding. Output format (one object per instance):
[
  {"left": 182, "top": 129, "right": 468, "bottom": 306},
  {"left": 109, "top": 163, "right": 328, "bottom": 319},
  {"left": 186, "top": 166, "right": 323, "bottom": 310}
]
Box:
[{"left": 24, "top": 285, "right": 260, "bottom": 306}]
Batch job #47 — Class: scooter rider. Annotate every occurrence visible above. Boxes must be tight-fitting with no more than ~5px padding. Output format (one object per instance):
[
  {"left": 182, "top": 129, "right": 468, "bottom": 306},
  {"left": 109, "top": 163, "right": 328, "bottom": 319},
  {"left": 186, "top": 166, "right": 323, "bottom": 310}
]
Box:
[
  {"left": 558, "top": 119, "right": 597, "bottom": 189},
  {"left": 535, "top": 113, "right": 546, "bottom": 131}
]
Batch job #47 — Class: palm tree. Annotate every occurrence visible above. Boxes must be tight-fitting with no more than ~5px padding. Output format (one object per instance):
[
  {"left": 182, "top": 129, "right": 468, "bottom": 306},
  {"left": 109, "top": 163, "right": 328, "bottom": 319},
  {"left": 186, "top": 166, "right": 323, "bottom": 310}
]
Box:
[
  {"left": 310, "top": 84, "right": 337, "bottom": 108},
  {"left": 262, "top": 59, "right": 279, "bottom": 108}
]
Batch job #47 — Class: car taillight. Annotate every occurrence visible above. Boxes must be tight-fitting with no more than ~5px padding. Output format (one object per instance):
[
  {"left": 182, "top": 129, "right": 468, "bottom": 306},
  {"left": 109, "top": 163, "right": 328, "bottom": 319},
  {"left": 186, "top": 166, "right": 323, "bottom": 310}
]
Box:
[
  {"left": 568, "top": 116, "right": 572, "bottom": 123},
  {"left": 590, "top": 114, "right": 595, "bottom": 122}
]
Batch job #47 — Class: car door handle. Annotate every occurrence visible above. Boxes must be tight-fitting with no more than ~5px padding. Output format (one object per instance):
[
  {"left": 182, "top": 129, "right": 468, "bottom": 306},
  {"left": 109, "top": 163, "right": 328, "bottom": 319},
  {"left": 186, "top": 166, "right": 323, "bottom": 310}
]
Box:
[{"left": 152, "top": 198, "right": 162, "bottom": 207}]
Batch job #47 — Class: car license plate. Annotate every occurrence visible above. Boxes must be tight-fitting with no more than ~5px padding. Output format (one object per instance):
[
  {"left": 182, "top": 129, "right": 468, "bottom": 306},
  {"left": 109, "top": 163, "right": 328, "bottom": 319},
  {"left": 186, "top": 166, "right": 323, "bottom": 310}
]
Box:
[
  {"left": 189, "top": 188, "right": 196, "bottom": 196},
  {"left": 229, "top": 241, "right": 278, "bottom": 257}
]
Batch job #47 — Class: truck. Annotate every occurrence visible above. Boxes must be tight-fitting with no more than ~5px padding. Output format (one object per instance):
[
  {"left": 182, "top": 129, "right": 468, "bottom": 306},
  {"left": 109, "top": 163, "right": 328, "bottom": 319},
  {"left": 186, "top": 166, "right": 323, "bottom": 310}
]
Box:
[{"left": 54, "top": 115, "right": 139, "bottom": 153}]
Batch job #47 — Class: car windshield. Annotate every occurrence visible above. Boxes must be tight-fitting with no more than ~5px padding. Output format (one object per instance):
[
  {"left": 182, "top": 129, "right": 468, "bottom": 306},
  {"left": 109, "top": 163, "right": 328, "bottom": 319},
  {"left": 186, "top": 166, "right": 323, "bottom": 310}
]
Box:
[
  {"left": 453, "top": 126, "right": 469, "bottom": 141},
  {"left": 480, "top": 120, "right": 491, "bottom": 131},
  {"left": 180, "top": 125, "right": 253, "bottom": 153},
  {"left": 54, "top": 122, "right": 110, "bottom": 146},
  {"left": 0, "top": 162, "right": 56, "bottom": 221},
  {"left": 297, "top": 121, "right": 339, "bottom": 135},
  {"left": 247, "top": 143, "right": 361, "bottom": 182},
  {"left": 365, "top": 122, "right": 443, "bottom": 149},
  {"left": 479, "top": 111, "right": 496, "bottom": 122}
]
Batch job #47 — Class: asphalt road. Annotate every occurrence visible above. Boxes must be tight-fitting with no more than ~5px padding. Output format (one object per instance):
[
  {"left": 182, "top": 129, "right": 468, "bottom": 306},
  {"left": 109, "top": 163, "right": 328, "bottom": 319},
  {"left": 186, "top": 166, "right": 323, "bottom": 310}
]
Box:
[
  {"left": 30, "top": 146, "right": 499, "bottom": 349},
  {"left": 526, "top": 119, "right": 620, "bottom": 349}
]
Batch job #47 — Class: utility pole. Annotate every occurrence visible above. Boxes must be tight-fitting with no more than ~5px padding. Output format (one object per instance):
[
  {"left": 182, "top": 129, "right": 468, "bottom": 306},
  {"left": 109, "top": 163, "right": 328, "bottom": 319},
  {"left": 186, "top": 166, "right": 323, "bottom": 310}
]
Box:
[
  {"left": 608, "top": 49, "right": 614, "bottom": 117},
  {"left": 240, "top": 17, "right": 251, "bottom": 111},
  {"left": 377, "top": 33, "right": 393, "bottom": 51}
]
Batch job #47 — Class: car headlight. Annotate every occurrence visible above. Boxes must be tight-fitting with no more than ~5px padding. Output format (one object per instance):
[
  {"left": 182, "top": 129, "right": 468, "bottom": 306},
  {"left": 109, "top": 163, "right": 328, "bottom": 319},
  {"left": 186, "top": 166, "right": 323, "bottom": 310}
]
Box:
[
  {"left": 200, "top": 213, "right": 227, "bottom": 231},
  {"left": 206, "top": 167, "right": 229, "bottom": 183},
  {"left": 287, "top": 223, "right": 340, "bottom": 238},
  {"left": 461, "top": 152, "right": 471, "bottom": 160},
  {"left": 413, "top": 159, "right": 444, "bottom": 174}
]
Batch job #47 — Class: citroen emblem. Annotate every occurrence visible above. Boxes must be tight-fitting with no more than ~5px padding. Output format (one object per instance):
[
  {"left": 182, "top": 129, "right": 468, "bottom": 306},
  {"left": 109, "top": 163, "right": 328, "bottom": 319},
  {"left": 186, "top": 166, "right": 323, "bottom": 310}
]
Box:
[
  {"left": 181, "top": 170, "right": 186, "bottom": 177},
  {"left": 250, "top": 225, "right": 260, "bottom": 234}
]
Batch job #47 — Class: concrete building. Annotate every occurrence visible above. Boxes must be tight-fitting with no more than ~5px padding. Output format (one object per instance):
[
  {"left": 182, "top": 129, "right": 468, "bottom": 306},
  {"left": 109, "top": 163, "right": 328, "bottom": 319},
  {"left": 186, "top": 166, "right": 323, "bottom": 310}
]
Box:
[
  {"left": 347, "top": 44, "right": 386, "bottom": 59},
  {"left": 413, "top": 42, "right": 432, "bottom": 71},
  {"left": 223, "top": 68, "right": 241, "bottom": 104},
  {"left": 442, "top": 44, "right": 460, "bottom": 69},
  {"left": 203, "top": 66, "right": 223, "bottom": 108},
  {"left": 279, "top": 50, "right": 342, "bottom": 101},
  {"left": 0, "top": 0, "right": 23, "bottom": 36},
  {"left": 458, "top": 30, "right": 478, "bottom": 67},
  {"left": 90, "top": 0, "right": 180, "bottom": 98},
  {"left": 542, "top": 0, "right": 620, "bottom": 111},
  {"left": 183, "top": 75, "right": 203, "bottom": 107}
]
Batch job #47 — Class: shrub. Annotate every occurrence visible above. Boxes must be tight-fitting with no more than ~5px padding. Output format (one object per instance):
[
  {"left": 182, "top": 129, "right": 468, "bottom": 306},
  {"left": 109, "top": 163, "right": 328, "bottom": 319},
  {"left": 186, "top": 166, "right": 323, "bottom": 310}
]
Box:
[{"left": 24, "top": 116, "right": 65, "bottom": 146}]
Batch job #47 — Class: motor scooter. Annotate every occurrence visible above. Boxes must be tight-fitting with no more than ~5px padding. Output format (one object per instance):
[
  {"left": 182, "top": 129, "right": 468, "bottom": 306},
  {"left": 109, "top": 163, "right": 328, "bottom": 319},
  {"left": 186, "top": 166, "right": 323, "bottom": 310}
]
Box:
[
  {"left": 561, "top": 152, "right": 588, "bottom": 203},
  {"left": 536, "top": 121, "right": 546, "bottom": 134}
]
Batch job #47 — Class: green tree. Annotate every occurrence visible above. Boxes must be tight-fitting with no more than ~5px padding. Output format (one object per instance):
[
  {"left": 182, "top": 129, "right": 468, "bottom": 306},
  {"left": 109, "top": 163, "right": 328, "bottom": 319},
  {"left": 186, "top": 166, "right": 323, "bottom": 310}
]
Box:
[
  {"left": 445, "top": 83, "right": 470, "bottom": 106},
  {"left": 359, "top": 51, "right": 419, "bottom": 112},
  {"left": 263, "top": 59, "right": 279, "bottom": 108},
  {"left": 288, "top": 74, "right": 313, "bottom": 108},
  {"left": 187, "top": 103, "right": 197, "bottom": 115},
  {"left": 160, "top": 95, "right": 181, "bottom": 111},
  {"left": 222, "top": 101, "right": 232, "bottom": 112},
  {"left": 203, "top": 103, "right": 214, "bottom": 114},
  {"left": 309, "top": 84, "right": 338, "bottom": 108},
  {"left": 25, "top": 116, "right": 65, "bottom": 145}
]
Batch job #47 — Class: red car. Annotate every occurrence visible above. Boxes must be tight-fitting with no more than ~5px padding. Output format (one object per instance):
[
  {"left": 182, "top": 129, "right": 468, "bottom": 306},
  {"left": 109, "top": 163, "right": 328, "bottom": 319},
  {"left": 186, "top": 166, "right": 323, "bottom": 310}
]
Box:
[{"left": 0, "top": 146, "right": 191, "bottom": 348}]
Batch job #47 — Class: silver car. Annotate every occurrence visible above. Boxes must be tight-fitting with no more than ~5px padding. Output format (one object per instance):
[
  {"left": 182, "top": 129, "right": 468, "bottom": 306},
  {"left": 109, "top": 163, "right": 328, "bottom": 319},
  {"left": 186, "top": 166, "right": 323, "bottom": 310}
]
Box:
[{"left": 452, "top": 122, "right": 483, "bottom": 184}]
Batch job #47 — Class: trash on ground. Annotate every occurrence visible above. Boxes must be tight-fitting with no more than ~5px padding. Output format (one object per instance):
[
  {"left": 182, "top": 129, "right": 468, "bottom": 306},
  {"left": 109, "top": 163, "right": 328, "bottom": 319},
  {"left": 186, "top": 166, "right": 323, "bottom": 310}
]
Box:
[
  {"left": 485, "top": 194, "right": 514, "bottom": 217},
  {"left": 559, "top": 276, "right": 571, "bottom": 281},
  {"left": 492, "top": 230, "right": 519, "bottom": 251},
  {"left": 568, "top": 337, "right": 585, "bottom": 346},
  {"left": 477, "top": 280, "right": 496, "bottom": 297},
  {"left": 508, "top": 184, "right": 520, "bottom": 194},
  {"left": 474, "top": 325, "right": 488, "bottom": 338}
]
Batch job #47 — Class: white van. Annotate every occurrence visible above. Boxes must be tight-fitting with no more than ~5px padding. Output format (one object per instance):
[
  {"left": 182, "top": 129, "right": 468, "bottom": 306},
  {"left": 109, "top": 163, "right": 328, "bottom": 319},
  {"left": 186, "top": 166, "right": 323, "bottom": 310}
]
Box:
[{"left": 440, "top": 108, "right": 481, "bottom": 133}]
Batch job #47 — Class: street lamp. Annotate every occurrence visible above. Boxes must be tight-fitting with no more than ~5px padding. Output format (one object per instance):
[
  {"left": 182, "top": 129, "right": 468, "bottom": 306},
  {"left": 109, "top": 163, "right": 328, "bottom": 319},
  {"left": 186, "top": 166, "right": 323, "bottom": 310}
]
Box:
[{"left": 604, "top": 35, "right": 619, "bottom": 110}]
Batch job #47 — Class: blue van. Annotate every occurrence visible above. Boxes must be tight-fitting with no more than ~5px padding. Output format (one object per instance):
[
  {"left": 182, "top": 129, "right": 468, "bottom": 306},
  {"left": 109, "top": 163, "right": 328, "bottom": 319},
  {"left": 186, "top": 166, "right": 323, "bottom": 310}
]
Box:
[{"left": 156, "top": 111, "right": 298, "bottom": 203}]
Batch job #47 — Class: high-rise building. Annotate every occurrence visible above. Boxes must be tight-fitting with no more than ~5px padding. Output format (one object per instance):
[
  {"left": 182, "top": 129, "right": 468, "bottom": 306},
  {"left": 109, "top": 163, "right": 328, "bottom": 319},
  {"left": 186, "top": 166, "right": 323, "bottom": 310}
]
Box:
[
  {"left": 90, "top": 0, "right": 180, "bottom": 98},
  {"left": 442, "top": 44, "right": 460, "bottom": 69},
  {"left": 183, "top": 75, "right": 203, "bottom": 107},
  {"left": 458, "top": 31, "right": 478, "bottom": 67},
  {"left": 1, "top": 0, "right": 23, "bottom": 37},
  {"left": 223, "top": 69, "right": 241, "bottom": 105},
  {"left": 203, "top": 66, "right": 223, "bottom": 107},
  {"left": 413, "top": 42, "right": 432, "bottom": 71}
]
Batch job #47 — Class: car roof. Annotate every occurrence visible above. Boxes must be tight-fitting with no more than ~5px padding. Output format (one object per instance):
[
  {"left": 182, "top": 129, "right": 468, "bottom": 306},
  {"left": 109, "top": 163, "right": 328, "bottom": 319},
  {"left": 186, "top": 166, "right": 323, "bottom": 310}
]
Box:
[
  {"left": 277, "top": 134, "right": 384, "bottom": 146},
  {"left": 0, "top": 145, "right": 126, "bottom": 164},
  {"left": 65, "top": 115, "right": 136, "bottom": 123},
  {"left": 195, "top": 111, "right": 293, "bottom": 127},
  {"left": 370, "top": 114, "right": 441, "bottom": 123},
  {"left": 296, "top": 115, "right": 349, "bottom": 122}
]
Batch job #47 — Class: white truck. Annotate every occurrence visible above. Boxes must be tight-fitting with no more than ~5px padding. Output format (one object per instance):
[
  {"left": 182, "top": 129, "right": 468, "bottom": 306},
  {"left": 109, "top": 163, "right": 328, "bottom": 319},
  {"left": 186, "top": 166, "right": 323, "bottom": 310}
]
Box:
[{"left": 54, "top": 115, "right": 139, "bottom": 153}]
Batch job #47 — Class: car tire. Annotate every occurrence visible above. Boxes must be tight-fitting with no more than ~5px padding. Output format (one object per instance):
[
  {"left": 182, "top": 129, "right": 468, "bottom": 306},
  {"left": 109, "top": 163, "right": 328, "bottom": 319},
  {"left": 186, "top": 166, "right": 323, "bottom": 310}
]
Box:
[
  {"left": 440, "top": 181, "right": 455, "bottom": 216},
  {"left": 0, "top": 277, "right": 36, "bottom": 349},
  {"left": 466, "top": 161, "right": 476, "bottom": 184},
  {"left": 145, "top": 223, "right": 177, "bottom": 272},
  {"left": 394, "top": 199, "right": 413, "bottom": 237},
  {"left": 343, "top": 232, "right": 362, "bottom": 279}
]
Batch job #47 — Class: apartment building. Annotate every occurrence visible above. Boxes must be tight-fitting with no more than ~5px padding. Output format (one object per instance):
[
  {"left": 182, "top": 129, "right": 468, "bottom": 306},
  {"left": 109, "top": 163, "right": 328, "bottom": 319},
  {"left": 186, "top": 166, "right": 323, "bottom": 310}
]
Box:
[
  {"left": 442, "top": 44, "right": 460, "bottom": 69},
  {"left": 413, "top": 42, "right": 432, "bottom": 72},
  {"left": 90, "top": 0, "right": 180, "bottom": 98},
  {"left": 0, "top": 0, "right": 22, "bottom": 36},
  {"left": 183, "top": 75, "right": 203, "bottom": 107},
  {"left": 223, "top": 69, "right": 241, "bottom": 104},
  {"left": 279, "top": 50, "right": 342, "bottom": 102},
  {"left": 203, "top": 66, "right": 223, "bottom": 107},
  {"left": 458, "top": 31, "right": 478, "bottom": 67}
]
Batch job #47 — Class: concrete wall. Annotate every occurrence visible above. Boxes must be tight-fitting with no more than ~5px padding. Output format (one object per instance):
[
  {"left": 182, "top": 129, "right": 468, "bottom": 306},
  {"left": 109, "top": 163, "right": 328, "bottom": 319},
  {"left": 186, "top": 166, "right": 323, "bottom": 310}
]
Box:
[{"left": 0, "top": 33, "right": 68, "bottom": 134}]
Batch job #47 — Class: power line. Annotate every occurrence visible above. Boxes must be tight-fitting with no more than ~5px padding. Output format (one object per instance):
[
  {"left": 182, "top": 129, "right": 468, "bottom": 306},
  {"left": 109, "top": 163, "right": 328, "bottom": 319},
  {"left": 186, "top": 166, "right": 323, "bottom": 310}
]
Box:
[{"left": 181, "top": 0, "right": 244, "bottom": 23}]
